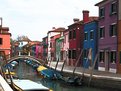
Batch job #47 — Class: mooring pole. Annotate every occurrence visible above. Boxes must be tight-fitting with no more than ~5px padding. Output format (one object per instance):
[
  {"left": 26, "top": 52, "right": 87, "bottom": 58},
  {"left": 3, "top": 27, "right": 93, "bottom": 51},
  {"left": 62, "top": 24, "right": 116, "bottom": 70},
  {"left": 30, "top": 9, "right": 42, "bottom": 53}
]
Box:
[
  {"left": 61, "top": 58, "right": 66, "bottom": 73},
  {"left": 55, "top": 58, "right": 59, "bottom": 70},
  {"left": 7, "top": 67, "right": 13, "bottom": 88},
  {"left": 88, "top": 53, "right": 98, "bottom": 86},
  {"left": 82, "top": 48, "right": 92, "bottom": 79},
  {"left": 72, "top": 49, "right": 83, "bottom": 75}
]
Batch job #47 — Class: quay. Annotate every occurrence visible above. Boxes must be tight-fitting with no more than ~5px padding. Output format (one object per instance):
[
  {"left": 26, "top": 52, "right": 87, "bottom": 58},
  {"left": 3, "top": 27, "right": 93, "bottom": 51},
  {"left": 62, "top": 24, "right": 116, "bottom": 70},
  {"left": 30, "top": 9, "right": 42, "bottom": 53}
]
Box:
[{"left": 48, "top": 62, "right": 121, "bottom": 90}]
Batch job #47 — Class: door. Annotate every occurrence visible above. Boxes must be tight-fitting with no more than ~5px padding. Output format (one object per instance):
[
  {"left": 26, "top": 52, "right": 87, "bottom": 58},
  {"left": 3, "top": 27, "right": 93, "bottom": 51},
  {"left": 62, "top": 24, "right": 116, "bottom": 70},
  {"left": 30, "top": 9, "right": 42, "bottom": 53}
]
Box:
[{"left": 105, "top": 51, "right": 109, "bottom": 71}]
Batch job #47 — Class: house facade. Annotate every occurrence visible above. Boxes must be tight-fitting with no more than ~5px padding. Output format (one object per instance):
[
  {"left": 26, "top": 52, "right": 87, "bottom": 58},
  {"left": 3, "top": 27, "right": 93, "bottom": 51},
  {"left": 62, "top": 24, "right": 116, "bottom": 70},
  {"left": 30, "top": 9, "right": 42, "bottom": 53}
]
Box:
[
  {"left": 95, "top": 0, "right": 118, "bottom": 73},
  {"left": 117, "top": 0, "right": 121, "bottom": 73},
  {"left": 68, "top": 19, "right": 83, "bottom": 66},
  {"left": 55, "top": 36, "right": 64, "bottom": 62},
  {"left": 63, "top": 29, "right": 69, "bottom": 65},
  {"left": 47, "top": 27, "right": 65, "bottom": 61},
  {"left": 50, "top": 34, "right": 60, "bottom": 61},
  {"left": 42, "top": 36, "right": 48, "bottom": 61},
  {"left": 83, "top": 20, "right": 98, "bottom": 69},
  {"left": 0, "top": 27, "right": 11, "bottom": 59}
]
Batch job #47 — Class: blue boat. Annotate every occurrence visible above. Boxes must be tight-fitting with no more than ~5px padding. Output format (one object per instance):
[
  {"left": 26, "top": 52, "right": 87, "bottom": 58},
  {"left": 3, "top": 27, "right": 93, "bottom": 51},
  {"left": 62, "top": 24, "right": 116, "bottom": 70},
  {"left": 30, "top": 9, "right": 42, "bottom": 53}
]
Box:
[{"left": 40, "top": 68, "right": 62, "bottom": 79}]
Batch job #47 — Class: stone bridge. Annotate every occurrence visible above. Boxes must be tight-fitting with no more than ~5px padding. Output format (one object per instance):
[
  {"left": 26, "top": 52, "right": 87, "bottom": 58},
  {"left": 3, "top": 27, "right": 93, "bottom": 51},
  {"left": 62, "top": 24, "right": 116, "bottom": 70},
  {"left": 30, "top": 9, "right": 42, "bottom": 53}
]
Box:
[{"left": 6, "top": 55, "right": 46, "bottom": 65}]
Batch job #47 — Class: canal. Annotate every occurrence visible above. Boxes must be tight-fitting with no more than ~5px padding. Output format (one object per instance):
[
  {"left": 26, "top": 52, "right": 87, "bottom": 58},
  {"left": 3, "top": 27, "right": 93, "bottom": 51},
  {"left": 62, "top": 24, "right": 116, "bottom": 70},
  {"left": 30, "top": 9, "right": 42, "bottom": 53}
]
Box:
[{"left": 14, "top": 60, "right": 110, "bottom": 91}]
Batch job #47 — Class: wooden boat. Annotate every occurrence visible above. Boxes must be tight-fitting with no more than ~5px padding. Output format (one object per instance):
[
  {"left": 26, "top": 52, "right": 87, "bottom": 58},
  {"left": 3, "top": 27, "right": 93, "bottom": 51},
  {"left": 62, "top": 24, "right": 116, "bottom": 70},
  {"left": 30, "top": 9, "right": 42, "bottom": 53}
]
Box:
[
  {"left": 37, "top": 66, "right": 62, "bottom": 79},
  {"left": 37, "top": 66, "right": 47, "bottom": 71},
  {"left": 12, "top": 79, "right": 52, "bottom": 91},
  {"left": 41, "top": 69, "right": 62, "bottom": 79},
  {"left": 61, "top": 76, "right": 83, "bottom": 86}
]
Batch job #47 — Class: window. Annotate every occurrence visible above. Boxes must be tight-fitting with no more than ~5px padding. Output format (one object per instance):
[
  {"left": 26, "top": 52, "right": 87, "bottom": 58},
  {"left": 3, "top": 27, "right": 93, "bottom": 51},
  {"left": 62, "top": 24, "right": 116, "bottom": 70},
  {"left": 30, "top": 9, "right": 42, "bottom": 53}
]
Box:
[
  {"left": 90, "top": 31, "right": 94, "bottom": 40},
  {"left": 110, "top": 2, "right": 117, "bottom": 14},
  {"left": 50, "top": 43, "right": 52, "bottom": 48},
  {"left": 73, "top": 30, "right": 76, "bottom": 39},
  {"left": 69, "top": 31, "right": 72, "bottom": 39},
  {"left": 84, "top": 32, "right": 88, "bottom": 41},
  {"left": 99, "top": 51, "right": 104, "bottom": 62},
  {"left": 64, "top": 36, "right": 66, "bottom": 43},
  {"left": 110, "top": 24, "right": 117, "bottom": 37},
  {"left": 61, "top": 51, "right": 63, "bottom": 60},
  {"left": 120, "top": 51, "right": 121, "bottom": 64},
  {"left": 51, "top": 53, "right": 54, "bottom": 57},
  {"left": 110, "top": 51, "right": 116, "bottom": 63},
  {"left": 84, "top": 49, "right": 88, "bottom": 58},
  {"left": 72, "top": 50, "right": 76, "bottom": 59},
  {"left": 99, "top": 7, "right": 105, "bottom": 18},
  {"left": 68, "top": 50, "right": 72, "bottom": 58},
  {"left": 99, "top": 27, "right": 105, "bottom": 38},
  {"left": 0, "top": 38, "right": 3, "bottom": 45}
]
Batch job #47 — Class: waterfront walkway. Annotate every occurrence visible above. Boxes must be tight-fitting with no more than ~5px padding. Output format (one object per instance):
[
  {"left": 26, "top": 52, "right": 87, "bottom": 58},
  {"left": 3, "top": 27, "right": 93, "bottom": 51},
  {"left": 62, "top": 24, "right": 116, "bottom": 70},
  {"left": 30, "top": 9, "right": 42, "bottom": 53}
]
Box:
[{"left": 48, "top": 62, "right": 121, "bottom": 81}]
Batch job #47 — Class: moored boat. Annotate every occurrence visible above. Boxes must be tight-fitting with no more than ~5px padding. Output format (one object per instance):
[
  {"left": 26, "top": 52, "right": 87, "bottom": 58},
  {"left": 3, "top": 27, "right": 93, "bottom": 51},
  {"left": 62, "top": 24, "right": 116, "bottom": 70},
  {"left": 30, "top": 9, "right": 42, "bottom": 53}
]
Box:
[{"left": 12, "top": 79, "right": 52, "bottom": 91}]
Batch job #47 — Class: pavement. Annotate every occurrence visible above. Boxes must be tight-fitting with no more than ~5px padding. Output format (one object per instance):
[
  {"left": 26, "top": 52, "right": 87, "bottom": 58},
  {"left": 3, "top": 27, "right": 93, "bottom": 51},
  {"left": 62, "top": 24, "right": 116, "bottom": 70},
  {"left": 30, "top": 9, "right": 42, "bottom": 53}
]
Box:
[{"left": 48, "top": 62, "right": 121, "bottom": 81}]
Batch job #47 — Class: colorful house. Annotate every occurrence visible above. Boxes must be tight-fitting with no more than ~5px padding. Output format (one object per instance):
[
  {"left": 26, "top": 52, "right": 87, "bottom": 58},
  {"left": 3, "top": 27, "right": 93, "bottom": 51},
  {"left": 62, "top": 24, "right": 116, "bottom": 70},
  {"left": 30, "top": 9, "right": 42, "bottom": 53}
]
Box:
[
  {"left": 0, "top": 26, "right": 11, "bottom": 58},
  {"left": 63, "top": 29, "right": 69, "bottom": 65},
  {"left": 68, "top": 18, "right": 83, "bottom": 66},
  {"left": 50, "top": 34, "right": 60, "bottom": 61},
  {"left": 117, "top": 0, "right": 121, "bottom": 73},
  {"left": 55, "top": 36, "right": 64, "bottom": 62},
  {"left": 95, "top": 0, "right": 118, "bottom": 73},
  {"left": 83, "top": 16, "right": 98, "bottom": 69},
  {"left": 47, "top": 27, "right": 65, "bottom": 61},
  {"left": 42, "top": 36, "right": 48, "bottom": 61}
]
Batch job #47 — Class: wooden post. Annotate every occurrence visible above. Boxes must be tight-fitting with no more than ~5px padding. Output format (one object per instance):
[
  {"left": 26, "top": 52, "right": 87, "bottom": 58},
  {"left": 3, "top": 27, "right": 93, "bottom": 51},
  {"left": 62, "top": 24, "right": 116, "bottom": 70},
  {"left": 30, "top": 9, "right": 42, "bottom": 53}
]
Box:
[
  {"left": 28, "top": 51, "right": 30, "bottom": 56},
  {"left": 72, "top": 49, "right": 83, "bottom": 75},
  {"left": 88, "top": 53, "right": 98, "bottom": 86},
  {"left": 82, "top": 48, "right": 92, "bottom": 78},
  {"left": 7, "top": 67, "right": 13, "bottom": 88},
  {"left": 61, "top": 59, "right": 66, "bottom": 73},
  {"left": 48, "top": 56, "right": 52, "bottom": 67},
  {"left": 19, "top": 51, "right": 21, "bottom": 56},
  {"left": 55, "top": 58, "right": 59, "bottom": 70}
]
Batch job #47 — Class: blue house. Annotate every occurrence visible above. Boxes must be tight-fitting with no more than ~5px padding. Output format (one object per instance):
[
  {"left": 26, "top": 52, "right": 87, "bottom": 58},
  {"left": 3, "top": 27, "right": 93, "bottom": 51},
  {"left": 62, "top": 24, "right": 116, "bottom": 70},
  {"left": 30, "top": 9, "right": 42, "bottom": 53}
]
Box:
[{"left": 83, "top": 19, "right": 98, "bottom": 69}]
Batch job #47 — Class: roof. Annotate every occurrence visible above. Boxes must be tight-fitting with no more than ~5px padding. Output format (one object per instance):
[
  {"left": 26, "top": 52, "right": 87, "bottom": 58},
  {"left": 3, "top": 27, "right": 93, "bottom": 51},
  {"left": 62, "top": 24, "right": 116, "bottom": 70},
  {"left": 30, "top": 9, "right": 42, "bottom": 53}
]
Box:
[
  {"left": 68, "top": 17, "right": 98, "bottom": 27},
  {"left": 2, "top": 27, "right": 9, "bottom": 30},
  {"left": 48, "top": 27, "right": 65, "bottom": 34},
  {"left": 95, "top": 0, "right": 108, "bottom": 6},
  {"left": 84, "top": 17, "right": 99, "bottom": 24}
]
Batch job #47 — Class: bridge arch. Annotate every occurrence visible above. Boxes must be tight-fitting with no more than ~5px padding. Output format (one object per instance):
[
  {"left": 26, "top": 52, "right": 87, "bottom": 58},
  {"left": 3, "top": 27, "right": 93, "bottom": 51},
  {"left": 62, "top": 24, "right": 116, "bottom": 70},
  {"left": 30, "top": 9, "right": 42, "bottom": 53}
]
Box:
[{"left": 6, "top": 55, "right": 45, "bottom": 65}]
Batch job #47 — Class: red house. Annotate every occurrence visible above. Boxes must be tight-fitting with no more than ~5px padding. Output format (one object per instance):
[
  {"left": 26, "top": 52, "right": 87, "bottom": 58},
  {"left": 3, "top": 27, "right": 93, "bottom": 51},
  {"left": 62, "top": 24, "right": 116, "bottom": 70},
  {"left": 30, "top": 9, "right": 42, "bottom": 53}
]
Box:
[
  {"left": 68, "top": 10, "right": 93, "bottom": 66},
  {"left": 68, "top": 18, "right": 83, "bottom": 66}
]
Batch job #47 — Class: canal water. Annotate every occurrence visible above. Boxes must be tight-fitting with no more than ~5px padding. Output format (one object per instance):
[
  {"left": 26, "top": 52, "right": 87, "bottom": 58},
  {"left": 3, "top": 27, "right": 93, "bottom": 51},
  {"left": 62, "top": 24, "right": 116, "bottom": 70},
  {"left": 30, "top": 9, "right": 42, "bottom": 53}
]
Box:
[{"left": 15, "top": 61, "right": 110, "bottom": 91}]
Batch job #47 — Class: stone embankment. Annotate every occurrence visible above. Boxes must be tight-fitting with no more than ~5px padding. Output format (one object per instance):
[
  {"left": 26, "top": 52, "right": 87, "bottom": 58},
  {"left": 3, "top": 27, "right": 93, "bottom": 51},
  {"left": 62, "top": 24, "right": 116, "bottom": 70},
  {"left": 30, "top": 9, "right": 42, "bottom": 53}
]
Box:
[{"left": 48, "top": 62, "right": 121, "bottom": 90}]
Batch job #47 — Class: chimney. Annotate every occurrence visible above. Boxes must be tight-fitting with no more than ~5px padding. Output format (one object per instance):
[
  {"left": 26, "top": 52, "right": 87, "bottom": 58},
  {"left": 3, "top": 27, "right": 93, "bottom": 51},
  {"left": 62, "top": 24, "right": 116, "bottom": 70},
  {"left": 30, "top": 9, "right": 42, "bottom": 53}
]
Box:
[
  {"left": 52, "top": 27, "right": 56, "bottom": 30},
  {"left": 83, "top": 10, "right": 89, "bottom": 23},
  {"left": 73, "top": 18, "right": 80, "bottom": 23}
]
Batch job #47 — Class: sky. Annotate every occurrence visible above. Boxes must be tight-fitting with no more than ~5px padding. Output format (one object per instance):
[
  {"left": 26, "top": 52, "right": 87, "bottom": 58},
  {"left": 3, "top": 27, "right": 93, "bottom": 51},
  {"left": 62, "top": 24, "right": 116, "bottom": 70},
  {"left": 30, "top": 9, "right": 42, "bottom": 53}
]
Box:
[{"left": 0, "top": 0, "right": 102, "bottom": 41}]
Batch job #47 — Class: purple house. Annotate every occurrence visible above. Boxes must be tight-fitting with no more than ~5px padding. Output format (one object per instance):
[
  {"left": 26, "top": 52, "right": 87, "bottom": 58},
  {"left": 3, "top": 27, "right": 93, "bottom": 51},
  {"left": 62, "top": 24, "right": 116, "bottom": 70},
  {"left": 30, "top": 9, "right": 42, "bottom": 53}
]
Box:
[{"left": 95, "top": 0, "right": 118, "bottom": 73}]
